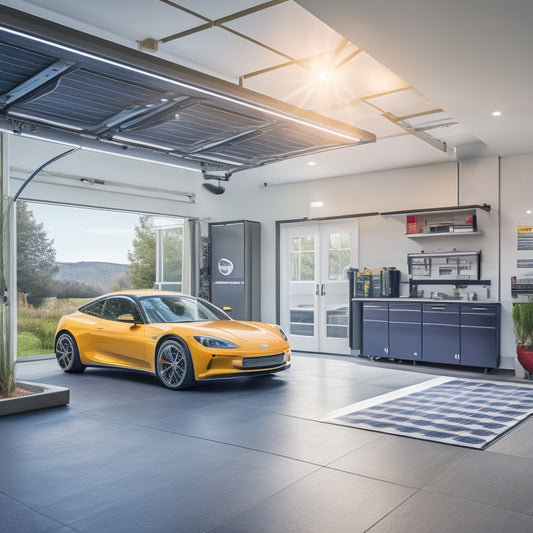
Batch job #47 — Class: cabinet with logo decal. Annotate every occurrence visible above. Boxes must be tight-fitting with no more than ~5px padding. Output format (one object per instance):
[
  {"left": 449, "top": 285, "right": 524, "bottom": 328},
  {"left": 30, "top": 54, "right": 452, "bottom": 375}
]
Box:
[{"left": 209, "top": 220, "right": 261, "bottom": 320}]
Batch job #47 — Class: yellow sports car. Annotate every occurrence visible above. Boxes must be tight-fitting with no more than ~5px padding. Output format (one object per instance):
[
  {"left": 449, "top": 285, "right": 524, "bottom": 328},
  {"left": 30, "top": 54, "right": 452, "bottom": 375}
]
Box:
[{"left": 55, "top": 290, "right": 291, "bottom": 389}]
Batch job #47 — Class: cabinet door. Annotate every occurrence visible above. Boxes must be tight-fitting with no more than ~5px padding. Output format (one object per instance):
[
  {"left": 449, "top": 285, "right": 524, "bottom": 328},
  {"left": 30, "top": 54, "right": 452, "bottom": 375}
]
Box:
[
  {"left": 460, "top": 304, "right": 500, "bottom": 368},
  {"left": 362, "top": 303, "right": 389, "bottom": 357},
  {"left": 389, "top": 303, "right": 421, "bottom": 361},
  {"left": 422, "top": 303, "right": 460, "bottom": 364}
]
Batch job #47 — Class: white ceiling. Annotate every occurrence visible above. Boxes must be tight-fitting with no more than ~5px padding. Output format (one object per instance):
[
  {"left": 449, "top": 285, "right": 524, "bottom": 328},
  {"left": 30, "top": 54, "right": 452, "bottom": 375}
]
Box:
[{"left": 2, "top": 0, "right": 531, "bottom": 185}]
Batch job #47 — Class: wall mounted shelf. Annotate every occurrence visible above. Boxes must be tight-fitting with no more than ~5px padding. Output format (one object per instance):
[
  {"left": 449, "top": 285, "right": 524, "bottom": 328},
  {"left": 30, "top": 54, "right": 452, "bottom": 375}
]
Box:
[{"left": 407, "top": 231, "right": 482, "bottom": 238}]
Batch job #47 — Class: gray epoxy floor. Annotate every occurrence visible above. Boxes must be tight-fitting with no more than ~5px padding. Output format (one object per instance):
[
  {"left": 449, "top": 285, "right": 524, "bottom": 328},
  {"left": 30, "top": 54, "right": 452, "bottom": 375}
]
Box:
[{"left": 2, "top": 353, "right": 533, "bottom": 533}]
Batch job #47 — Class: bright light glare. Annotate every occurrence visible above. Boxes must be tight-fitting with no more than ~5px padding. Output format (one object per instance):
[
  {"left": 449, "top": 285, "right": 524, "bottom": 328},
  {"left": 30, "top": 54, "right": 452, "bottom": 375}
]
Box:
[{"left": 317, "top": 70, "right": 334, "bottom": 82}]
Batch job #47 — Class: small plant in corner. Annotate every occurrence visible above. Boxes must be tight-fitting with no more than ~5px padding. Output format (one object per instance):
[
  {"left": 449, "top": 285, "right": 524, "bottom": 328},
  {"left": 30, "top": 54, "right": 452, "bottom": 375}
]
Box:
[{"left": 512, "top": 302, "right": 533, "bottom": 377}]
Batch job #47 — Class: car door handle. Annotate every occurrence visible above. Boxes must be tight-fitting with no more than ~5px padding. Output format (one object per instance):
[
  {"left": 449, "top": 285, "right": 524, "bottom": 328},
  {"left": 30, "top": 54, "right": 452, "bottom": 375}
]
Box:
[{"left": 96, "top": 327, "right": 104, "bottom": 331}]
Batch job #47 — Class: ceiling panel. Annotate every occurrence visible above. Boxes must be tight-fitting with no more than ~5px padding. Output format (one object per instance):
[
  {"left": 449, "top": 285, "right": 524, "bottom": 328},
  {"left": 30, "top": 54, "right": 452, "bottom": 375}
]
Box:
[
  {"left": 166, "top": 0, "right": 269, "bottom": 21},
  {"left": 334, "top": 52, "right": 410, "bottom": 100},
  {"left": 244, "top": 62, "right": 338, "bottom": 110},
  {"left": 225, "top": 1, "right": 344, "bottom": 60},
  {"left": 161, "top": 26, "right": 286, "bottom": 80},
  {"left": 24, "top": 0, "right": 199, "bottom": 42},
  {"left": 366, "top": 88, "right": 440, "bottom": 118},
  {"left": 323, "top": 102, "right": 406, "bottom": 139}
]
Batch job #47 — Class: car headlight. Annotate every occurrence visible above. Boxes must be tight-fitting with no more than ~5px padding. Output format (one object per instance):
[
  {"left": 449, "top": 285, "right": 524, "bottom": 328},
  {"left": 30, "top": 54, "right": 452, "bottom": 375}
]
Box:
[
  {"left": 277, "top": 326, "right": 288, "bottom": 341},
  {"left": 193, "top": 336, "right": 239, "bottom": 348}
]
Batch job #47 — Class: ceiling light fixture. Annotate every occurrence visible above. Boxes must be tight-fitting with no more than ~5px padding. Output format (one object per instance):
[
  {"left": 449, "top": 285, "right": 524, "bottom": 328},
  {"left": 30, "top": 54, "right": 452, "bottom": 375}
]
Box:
[
  {"left": 310, "top": 201, "right": 324, "bottom": 207},
  {"left": 492, "top": 111, "right": 502, "bottom": 117},
  {"left": 307, "top": 161, "right": 317, "bottom": 166}
]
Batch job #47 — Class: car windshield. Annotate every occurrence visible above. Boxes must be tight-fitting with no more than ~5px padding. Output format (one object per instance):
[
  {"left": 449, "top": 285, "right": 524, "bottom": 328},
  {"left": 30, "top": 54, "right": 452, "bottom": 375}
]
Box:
[{"left": 139, "top": 295, "right": 229, "bottom": 323}]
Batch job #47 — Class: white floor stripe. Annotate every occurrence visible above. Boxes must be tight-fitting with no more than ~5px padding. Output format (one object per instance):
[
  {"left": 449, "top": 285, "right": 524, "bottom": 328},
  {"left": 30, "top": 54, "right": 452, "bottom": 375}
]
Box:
[{"left": 321, "top": 376, "right": 453, "bottom": 421}]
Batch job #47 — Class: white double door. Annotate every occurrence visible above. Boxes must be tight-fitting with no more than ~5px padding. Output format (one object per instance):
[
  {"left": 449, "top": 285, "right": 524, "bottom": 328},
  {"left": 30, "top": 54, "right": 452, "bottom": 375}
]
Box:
[{"left": 280, "top": 219, "right": 358, "bottom": 354}]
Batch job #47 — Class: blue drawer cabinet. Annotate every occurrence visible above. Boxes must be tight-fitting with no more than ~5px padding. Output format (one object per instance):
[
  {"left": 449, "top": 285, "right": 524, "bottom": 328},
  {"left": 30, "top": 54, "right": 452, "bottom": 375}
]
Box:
[
  {"left": 460, "top": 304, "right": 500, "bottom": 368},
  {"left": 357, "top": 300, "right": 500, "bottom": 370},
  {"left": 389, "top": 302, "right": 421, "bottom": 361},
  {"left": 422, "top": 303, "right": 460, "bottom": 365},
  {"left": 362, "top": 302, "right": 389, "bottom": 358}
]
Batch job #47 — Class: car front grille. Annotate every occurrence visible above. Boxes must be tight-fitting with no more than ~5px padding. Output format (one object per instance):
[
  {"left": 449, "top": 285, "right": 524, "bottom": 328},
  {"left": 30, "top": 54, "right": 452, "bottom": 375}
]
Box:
[{"left": 241, "top": 353, "right": 286, "bottom": 369}]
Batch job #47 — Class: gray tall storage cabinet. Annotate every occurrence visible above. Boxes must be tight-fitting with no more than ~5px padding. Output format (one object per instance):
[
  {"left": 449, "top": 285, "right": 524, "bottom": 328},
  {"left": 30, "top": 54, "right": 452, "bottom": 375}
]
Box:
[{"left": 209, "top": 220, "right": 261, "bottom": 321}]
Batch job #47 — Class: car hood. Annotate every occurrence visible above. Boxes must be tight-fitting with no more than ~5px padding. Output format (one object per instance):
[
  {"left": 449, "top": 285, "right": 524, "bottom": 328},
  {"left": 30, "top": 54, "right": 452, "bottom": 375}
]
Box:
[{"left": 173, "top": 320, "right": 283, "bottom": 343}]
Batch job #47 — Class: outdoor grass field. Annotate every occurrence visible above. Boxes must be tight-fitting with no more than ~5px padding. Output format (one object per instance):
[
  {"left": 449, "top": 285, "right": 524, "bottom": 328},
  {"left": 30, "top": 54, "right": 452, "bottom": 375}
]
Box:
[{"left": 17, "top": 298, "right": 89, "bottom": 357}]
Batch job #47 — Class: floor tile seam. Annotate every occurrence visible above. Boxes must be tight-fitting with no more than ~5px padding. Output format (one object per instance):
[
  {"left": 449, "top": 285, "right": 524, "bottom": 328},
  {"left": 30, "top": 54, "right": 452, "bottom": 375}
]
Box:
[
  {"left": 426, "top": 445, "right": 533, "bottom": 493},
  {"left": 64, "top": 409, "right": 342, "bottom": 469},
  {"left": 483, "top": 443, "right": 533, "bottom": 462},
  {"left": 361, "top": 488, "right": 422, "bottom": 533},
  {"left": 322, "top": 462, "right": 425, "bottom": 491},
  {"left": 414, "top": 487, "right": 533, "bottom": 518},
  {"left": 0, "top": 490, "right": 67, "bottom": 529},
  {"left": 66, "top": 458, "right": 324, "bottom": 531},
  {"left": 202, "top": 466, "right": 334, "bottom": 533}
]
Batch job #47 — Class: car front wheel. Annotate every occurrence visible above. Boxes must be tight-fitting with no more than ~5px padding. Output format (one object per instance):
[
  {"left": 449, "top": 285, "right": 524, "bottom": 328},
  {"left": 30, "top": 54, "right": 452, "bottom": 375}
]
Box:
[
  {"left": 156, "top": 338, "right": 195, "bottom": 390},
  {"left": 55, "top": 332, "right": 85, "bottom": 373}
]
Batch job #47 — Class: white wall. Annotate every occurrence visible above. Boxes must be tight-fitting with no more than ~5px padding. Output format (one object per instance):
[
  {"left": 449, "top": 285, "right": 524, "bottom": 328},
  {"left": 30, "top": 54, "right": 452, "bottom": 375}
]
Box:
[
  {"left": 206, "top": 157, "right": 512, "bottom": 368},
  {"left": 9, "top": 133, "right": 533, "bottom": 371},
  {"left": 500, "top": 154, "right": 533, "bottom": 373}
]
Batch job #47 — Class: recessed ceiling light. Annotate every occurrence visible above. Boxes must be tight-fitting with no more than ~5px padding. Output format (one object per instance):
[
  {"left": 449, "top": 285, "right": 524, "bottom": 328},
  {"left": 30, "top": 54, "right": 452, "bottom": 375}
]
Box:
[
  {"left": 307, "top": 161, "right": 317, "bottom": 166},
  {"left": 310, "top": 201, "right": 324, "bottom": 208},
  {"left": 527, "top": 209, "right": 532, "bottom": 215},
  {"left": 492, "top": 111, "right": 502, "bottom": 117}
]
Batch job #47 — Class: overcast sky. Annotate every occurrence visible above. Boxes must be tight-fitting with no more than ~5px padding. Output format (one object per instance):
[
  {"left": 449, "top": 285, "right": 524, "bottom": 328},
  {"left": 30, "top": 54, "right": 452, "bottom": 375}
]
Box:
[{"left": 27, "top": 202, "right": 140, "bottom": 264}]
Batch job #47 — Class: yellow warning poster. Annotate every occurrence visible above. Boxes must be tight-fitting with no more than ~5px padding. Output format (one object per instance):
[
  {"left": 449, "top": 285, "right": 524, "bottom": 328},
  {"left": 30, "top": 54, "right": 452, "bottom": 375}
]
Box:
[{"left": 518, "top": 225, "right": 533, "bottom": 250}]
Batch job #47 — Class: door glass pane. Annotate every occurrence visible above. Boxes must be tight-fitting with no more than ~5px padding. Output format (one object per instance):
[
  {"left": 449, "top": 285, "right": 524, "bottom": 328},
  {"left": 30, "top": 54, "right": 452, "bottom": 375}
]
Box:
[
  {"left": 290, "top": 236, "right": 315, "bottom": 281},
  {"left": 328, "top": 250, "right": 341, "bottom": 280},
  {"left": 288, "top": 235, "right": 315, "bottom": 336},
  {"left": 326, "top": 231, "right": 352, "bottom": 340},
  {"left": 328, "top": 232, "right": 351, "bottom": 281},
  {"left": 300, "top": 252, "right": 315, "bottom": 281}
]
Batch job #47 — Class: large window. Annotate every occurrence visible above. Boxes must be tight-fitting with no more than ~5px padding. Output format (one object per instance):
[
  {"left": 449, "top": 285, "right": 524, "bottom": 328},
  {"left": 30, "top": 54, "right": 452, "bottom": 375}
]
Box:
[{"left": 155, "top": 220, "right": 184, "bottom": 292}]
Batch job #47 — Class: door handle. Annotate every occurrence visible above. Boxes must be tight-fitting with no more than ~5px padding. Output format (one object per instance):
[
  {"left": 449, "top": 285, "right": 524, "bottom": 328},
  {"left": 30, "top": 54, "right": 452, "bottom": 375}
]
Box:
[
  {"left": 321, "top": 284, "right": 326, "bottom": 296},
  {"left": 315, "top": 284, "right": 319, "bottom": 296}
]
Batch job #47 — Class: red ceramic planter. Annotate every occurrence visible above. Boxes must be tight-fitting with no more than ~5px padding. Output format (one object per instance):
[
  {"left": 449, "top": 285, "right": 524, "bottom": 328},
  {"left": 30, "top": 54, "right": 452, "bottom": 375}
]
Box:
[{"left": 516, "top": 345, "right": 533, "bottom": 375}]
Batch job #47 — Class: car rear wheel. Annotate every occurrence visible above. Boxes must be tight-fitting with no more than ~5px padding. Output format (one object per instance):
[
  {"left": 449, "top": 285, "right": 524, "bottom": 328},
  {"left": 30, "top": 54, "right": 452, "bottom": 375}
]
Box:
[
  {"left": 55, "top": 332, "right": 85, "bottom": 373},
  {"left": 156, "top": 338, "right": 195, "bottom": 390}
]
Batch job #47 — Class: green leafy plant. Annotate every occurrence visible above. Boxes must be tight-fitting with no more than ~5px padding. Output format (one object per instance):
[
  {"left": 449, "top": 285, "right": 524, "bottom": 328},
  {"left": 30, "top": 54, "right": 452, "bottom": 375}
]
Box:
[{"left": 512, "top": 302, "right": 533, "bottom": 346}]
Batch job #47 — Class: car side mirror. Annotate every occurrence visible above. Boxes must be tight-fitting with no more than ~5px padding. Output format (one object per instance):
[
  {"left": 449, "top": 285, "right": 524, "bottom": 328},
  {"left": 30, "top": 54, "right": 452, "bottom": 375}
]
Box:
[{"left": 118, "top": 313, "right": 137, "bottom": 323}]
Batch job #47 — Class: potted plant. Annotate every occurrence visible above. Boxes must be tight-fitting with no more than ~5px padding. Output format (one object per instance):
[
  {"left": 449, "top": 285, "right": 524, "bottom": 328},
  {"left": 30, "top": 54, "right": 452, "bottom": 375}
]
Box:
[
  {"left": 0, "top": 191, "right": 15, "bottom": 398},
  {"left": 512, "top": 302, "right": 533, "bottom": 378}
]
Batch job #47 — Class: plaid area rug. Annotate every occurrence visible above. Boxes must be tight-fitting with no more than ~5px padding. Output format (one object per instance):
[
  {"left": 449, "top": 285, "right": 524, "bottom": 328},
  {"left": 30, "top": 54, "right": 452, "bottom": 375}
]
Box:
[{"left": 322, "top": 377, "right": 533, "bottom": 449}]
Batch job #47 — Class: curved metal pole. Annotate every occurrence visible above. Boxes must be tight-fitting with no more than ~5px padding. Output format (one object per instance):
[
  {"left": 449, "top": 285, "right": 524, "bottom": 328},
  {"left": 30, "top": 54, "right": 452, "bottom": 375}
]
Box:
[{"left": 12, "top": 146, "right": 80, "bottom": 203}]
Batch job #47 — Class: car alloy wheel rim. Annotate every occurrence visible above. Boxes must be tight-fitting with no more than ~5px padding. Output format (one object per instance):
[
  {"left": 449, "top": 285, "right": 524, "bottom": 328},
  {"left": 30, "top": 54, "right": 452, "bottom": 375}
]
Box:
[
  {"left": 56, "top": 335, "right": 74, "bottom": 370},
  {"left": 158, "top": 343, "right": 186, "bottom": 386}
]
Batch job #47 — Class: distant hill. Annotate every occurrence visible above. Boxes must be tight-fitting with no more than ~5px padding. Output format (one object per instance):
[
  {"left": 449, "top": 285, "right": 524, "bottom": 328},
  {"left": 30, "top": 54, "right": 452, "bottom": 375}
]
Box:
[{"left": 55, "top": 261, "right": 129, "bottom": 293}]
